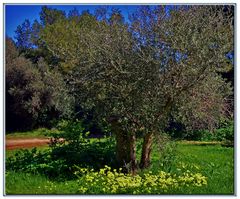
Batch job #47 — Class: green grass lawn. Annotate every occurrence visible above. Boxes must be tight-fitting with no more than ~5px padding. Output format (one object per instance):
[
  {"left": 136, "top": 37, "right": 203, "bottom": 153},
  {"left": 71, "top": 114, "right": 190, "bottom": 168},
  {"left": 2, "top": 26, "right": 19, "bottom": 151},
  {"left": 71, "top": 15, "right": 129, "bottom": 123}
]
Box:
[
  {"left": 5, "top": 172, "right": 80, "bottom": 195},
  {"left": 178, "top": 145, "right": 234, "bottom": 194},
  {"left": 5, "top": 141, "right": 234, "bottom": 195},
  {"left": 6, "top": 128, "right": 54, "bottom": 139},
  {"left": 155, "top": 143, "right": 234, "bottom": 194}
]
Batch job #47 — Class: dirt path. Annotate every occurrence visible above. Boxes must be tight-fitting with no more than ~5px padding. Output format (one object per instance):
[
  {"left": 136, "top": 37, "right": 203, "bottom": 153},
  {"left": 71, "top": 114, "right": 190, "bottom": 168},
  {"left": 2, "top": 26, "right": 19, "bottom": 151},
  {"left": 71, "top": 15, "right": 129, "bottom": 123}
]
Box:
[{"left": 6, "top": 138, "right": 50, "bottom": 150}]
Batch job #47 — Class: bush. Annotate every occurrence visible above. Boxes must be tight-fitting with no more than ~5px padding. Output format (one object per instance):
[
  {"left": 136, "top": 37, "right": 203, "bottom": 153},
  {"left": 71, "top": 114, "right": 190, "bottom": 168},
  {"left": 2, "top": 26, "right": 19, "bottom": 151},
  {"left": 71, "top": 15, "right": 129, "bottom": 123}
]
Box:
[
  {"left": 49, "top": 120, "right": 117, "bottom": 170},
  {"left": 6, "top": 148, "right": 69, "bottom": 178},
  {"left": 6, "top": 38, "right": 73, "bottom": 131},
  {"left": 168, "top": 120, "right": 234, "bottom": 142},
  {"left": 6, "top": 120, "right": 117, "bottom": 179},
  {"left": 214, "top": 120, "right": 234, "bottom": 142},
  {"left": 157, "top": 141, "right": 179, "bottom": 173}
]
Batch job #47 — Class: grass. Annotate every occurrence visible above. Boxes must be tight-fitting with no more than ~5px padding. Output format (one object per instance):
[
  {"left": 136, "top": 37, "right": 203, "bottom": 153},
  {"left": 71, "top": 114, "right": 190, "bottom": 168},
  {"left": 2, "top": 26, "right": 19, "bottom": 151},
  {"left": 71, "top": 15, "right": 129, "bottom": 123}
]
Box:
[
  {"left": 150, "top": 142, "right": 234, "bottom": 194},
  {"left": 176, "top": 144, "right": 234, "bottom": 194},
  {"left": 5, "top": 141, "right": 234, "bottom": 195},
  {"left": 6, "top": 128, "right": 52, "bottom": 139},
  {"left": 5, "top": 172, "right": 79, "bottom": 195}
]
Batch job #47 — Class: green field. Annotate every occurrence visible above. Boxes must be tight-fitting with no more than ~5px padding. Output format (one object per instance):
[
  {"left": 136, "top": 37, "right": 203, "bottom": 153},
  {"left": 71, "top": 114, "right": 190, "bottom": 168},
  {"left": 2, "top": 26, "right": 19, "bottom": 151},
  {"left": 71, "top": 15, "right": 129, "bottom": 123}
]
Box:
[
  {"left": 5, "top": 142, "right": 234, "bottom": 195},
  {"left": 6, "top": 128, "right": 50, "bottom": 139}
]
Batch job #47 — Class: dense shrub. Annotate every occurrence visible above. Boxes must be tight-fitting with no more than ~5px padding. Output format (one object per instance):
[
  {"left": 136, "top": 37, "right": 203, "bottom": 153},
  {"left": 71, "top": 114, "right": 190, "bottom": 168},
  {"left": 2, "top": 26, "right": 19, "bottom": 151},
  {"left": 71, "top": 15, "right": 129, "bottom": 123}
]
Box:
[
  {"left": 191, "top": 120, "right": 234, "bottom": 142},
  {"left": 6, "top": 120, "right": 117, "bottom": 179},
  {"left": 167, "top": 120, "right": 234, "bottom": 142},
  {"left": 6, "top": 138, "right": 116, "bottom": 179},
  {"left": 214, "top": 120, "right": 234, "bottom": 142},
  {"left": 49, "top": 120, "right": 117, "bottom": 170},
  {"left": 6, "top": 38, "right": 73, "bottom": 131},
  {"left": 6, "top": 148, "right": 69, "bottom": 178}
]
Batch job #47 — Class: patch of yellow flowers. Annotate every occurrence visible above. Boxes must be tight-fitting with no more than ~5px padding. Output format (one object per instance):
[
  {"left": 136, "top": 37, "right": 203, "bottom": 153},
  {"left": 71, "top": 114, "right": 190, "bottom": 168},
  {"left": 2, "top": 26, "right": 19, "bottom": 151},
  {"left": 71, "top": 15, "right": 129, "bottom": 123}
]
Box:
[{"left": 74, "top": 165, "right": 207, "bottom": 194}]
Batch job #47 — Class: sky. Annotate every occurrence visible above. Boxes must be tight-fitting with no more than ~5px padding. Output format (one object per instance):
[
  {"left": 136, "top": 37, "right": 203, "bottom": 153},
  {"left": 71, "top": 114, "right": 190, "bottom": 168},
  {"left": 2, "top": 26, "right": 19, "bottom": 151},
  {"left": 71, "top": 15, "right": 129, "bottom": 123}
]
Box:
[{"left": 5, "top": 4, "right": 138, "bottom": 40}]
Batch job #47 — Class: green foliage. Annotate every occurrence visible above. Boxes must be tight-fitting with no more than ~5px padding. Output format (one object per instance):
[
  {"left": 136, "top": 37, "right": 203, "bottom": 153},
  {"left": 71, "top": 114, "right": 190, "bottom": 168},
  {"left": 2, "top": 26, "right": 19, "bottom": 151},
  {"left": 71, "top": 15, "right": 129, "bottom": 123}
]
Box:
[
  {"left": 214, "top": 120, "right": 234, "bottom": 142},
  {"left": 6, "top": 120, "right": 116, "bottom": 179},
  {"left": 50, "top": 120, "right": 87, "bottom": 144},
  {"left": 6, "top": 46, "right": 43, "bottom": 130},
  {"left": 40, "top": 6, "right": 66, "bottom": 26},
  {"left": 36, "top": 58, "right": 74, "bottom": 123},
  {"left": 49, "top": 120, "right": 117, "bottom": 170},
  {"left": 5, "top": 142, "right": 233, "bottom": 194},
  {"left": 157, "top": 142, "right": 179, "bottom": 172},
  {"left": 6, "top": 148, "right": 68, "bottom": 178},
  {"left": 7, "top": 5, "right": 234, "bottom": 174},
  {"left": 15, "top": 19, "right": 33, "bottom": 51},
  {"left": 40, "top": 6, "right": 233, "bottom": 171},
  {"left": 6, "top": 38, "right": 73, "bottom": 131},
  {"left": 167, "top": 119, "right": 234, "bottom": 143}
]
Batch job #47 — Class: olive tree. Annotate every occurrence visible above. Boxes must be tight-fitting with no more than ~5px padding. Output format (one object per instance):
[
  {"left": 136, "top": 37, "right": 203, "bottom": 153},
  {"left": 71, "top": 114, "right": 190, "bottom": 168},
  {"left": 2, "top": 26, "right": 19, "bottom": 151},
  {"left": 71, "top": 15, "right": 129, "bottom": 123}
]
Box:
[
  {"left": 129, "top": 5, "right": 233, "bottom": 168},
  {"left": 41, "top": 5, "right": 233, "bottom": 174}
]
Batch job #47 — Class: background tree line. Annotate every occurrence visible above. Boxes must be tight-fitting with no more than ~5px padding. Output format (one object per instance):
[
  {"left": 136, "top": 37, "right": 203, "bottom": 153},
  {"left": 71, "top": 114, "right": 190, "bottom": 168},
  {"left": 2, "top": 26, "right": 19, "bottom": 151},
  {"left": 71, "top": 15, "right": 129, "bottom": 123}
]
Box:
[{"left": 6, "top": 5, "right": 234, "bottom": 173}]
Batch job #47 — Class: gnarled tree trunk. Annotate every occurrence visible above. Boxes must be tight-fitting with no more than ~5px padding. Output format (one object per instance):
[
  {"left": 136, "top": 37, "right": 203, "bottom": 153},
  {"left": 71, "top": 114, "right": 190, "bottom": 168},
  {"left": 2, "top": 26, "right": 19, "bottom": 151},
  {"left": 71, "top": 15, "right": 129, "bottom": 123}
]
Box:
[
  {"left": 129, "top": 133, "right": 137, "bottom": 175},
  {"left": 115, "top": 127, "right": 131, "bottom": 170},
  {"left": 111, "top": 121, "right": 137, "bottom": 174},
  {"left": 140, "top": 132, "right": 154, "bottom": 169}
]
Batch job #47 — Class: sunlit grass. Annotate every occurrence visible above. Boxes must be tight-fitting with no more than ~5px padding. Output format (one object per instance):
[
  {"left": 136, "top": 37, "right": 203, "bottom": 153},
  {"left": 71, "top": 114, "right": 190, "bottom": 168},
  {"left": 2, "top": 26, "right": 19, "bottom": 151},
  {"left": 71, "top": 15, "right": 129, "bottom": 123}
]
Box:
[
  {"left": 6, "top": 128, "right": 51, "bottom": 139},
  {"left": 5, "top": 172, "right": 79, "bottom": 195},
  {"left": 150, "top": 143, "right": 234, "bottom": 194},
  {"left": 5, "top": 141, "right": 234, "bottom": 195}
]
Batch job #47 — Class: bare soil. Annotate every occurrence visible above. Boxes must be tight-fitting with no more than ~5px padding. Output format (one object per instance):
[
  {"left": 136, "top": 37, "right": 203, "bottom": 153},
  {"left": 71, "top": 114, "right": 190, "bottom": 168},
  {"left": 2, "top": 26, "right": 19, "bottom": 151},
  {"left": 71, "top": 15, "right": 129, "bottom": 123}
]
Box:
[{"left": 6, "top": 138, "right": 50, "bottom": 150}]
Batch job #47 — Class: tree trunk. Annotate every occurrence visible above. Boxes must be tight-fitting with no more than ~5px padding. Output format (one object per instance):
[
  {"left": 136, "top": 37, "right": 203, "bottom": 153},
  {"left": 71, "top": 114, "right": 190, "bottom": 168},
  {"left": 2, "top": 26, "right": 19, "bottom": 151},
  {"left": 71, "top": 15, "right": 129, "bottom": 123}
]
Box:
[
  {"left": 140, "top": 132, "right": 154, "bottom": 169},
  {"left": 110, "top": 117, "right": 138, "bottom": 174},
  {"left": 129, "top": 133, "right": 137, "bottom": 175},
  {"left": 115, "top": 127, "right": 131, "bottom": 170}
]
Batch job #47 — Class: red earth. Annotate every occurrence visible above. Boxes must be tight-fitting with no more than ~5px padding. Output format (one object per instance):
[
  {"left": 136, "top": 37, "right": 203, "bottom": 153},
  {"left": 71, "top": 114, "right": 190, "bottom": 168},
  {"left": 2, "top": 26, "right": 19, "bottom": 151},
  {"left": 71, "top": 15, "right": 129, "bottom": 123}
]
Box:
[{"left": 6, "top": 138, "right": 50, "bottom": 150}]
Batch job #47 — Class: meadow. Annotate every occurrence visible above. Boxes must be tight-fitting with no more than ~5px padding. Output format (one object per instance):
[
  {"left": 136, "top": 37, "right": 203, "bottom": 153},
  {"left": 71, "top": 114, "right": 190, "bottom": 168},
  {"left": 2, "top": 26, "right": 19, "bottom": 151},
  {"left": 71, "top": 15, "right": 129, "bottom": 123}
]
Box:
[{"left": 5, "top": 131, "right": 234, "bottom": 195}]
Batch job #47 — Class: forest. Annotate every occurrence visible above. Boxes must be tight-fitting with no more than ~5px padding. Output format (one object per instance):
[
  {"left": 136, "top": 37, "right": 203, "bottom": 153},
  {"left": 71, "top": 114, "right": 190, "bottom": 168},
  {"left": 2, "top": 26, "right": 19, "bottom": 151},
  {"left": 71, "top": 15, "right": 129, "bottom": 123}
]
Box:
[{"left": 5, "top": 5, "right": 234, "bottom": 195}]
